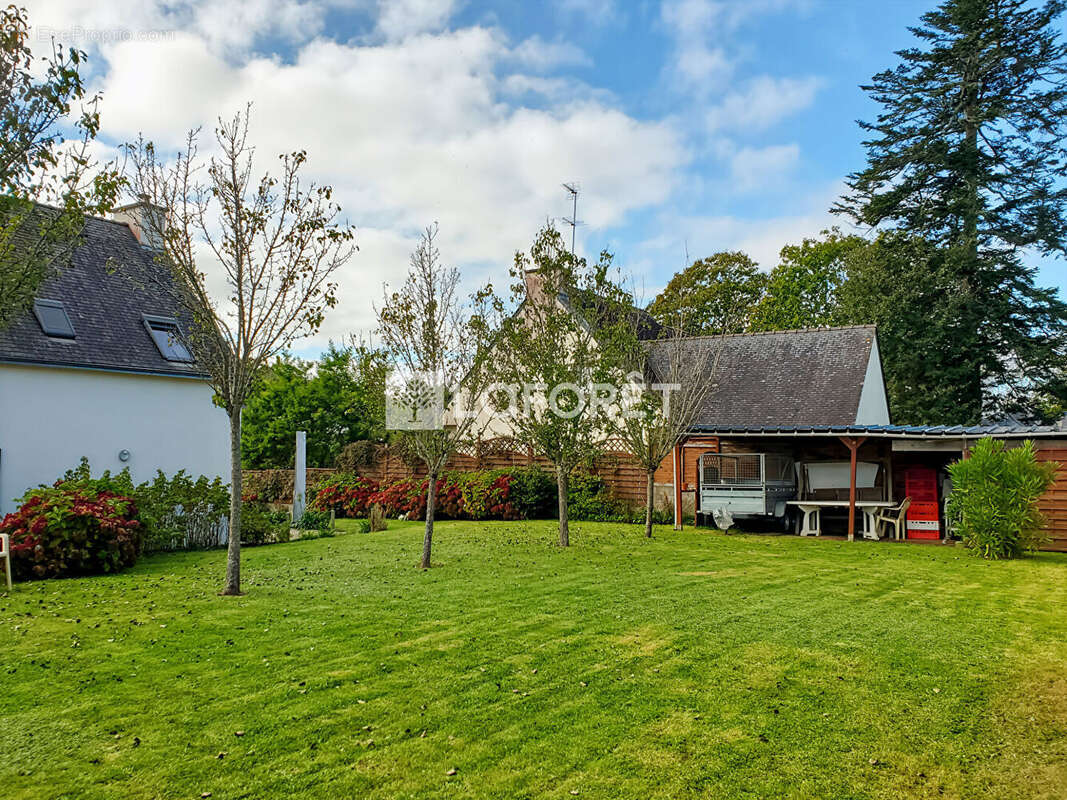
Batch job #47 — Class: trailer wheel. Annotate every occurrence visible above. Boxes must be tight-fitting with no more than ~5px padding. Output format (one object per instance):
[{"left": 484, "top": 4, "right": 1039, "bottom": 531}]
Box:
[{"left": 780, "top": 509, "right": 795, "bottom": 533}]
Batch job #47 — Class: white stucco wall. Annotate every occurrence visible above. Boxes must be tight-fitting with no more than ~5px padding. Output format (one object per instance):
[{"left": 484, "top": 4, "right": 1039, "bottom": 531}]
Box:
[
  {"left": 854, "top": 335, "right": 892, "bottom": 425},
  {"left": 0, "top": 364, "right": 230, "bottom": 514}
]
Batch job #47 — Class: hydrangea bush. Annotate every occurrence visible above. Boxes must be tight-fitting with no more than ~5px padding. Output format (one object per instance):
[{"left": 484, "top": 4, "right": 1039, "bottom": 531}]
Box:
[{"left": 1, "top": 484, "right": 142, "bottom": 580}]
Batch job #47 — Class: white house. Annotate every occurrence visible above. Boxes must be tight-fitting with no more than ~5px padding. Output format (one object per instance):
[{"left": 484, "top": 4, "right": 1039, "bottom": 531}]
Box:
[{"left": 0, "top": 205, "right": 230, "bottom": 514}]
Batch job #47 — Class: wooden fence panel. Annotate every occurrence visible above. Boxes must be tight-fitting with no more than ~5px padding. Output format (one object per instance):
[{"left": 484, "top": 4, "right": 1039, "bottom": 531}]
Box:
[{"left": 1035, "top": 441, "right": 1067, "bottom": 552}]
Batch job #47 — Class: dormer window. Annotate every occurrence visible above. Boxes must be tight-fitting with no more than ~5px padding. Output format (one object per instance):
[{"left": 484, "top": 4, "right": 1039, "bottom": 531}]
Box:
[
  {"left": 33, "top": 299, "right": 76, "bottom": 339},
  {"left": 143, "top": 315, "right": 193, "bottom": 362}
]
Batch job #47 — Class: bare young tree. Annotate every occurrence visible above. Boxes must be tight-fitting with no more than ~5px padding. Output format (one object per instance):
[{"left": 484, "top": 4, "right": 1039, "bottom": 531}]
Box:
[
  {"left": 376, "top": 223, "right": 498, "bottom": 569},
  {"left": 123, "top": 107, "right": 356, "bottom": 595},
  {"left": 611, "top": 316, "right": 723, "bottom": 537}
]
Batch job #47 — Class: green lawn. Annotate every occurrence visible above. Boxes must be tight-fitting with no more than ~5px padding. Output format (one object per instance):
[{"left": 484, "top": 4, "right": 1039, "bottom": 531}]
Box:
[{"left": 2, "top": 521, "right": 1066, "bottom": 799}]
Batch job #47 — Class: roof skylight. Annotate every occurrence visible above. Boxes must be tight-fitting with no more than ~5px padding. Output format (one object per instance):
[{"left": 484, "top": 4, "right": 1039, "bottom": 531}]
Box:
[{"left": 33, "top": 299, "right": 76, "bottom": 339}]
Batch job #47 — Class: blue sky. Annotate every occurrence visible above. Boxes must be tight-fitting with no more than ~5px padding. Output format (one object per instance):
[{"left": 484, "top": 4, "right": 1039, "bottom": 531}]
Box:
[{"left": 26, "top": 0, "right": 1066, "bottom": 349}]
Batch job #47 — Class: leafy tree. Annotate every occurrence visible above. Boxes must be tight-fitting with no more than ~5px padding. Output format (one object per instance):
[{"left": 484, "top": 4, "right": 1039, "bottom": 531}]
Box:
[
  {"left": 495, "top": 226, "right": 631, "bottom": 547},
  {"left": 647, "top": 251, "right": 766, "bottom": 335},
  {"left": 241, "top": 342, "right": 386, "bottom": 469},
  {"left": 751, "top": 229, "right": 865, "bottom": 331},
  {"left": 124, "top": 107, "right": 356, "bottom": 595},
  {"left": 0, "top": 6, "right": 120, "bottom": 329},
  {"left": 834, "top": 0, "right": 1067, "bottom": 421}
]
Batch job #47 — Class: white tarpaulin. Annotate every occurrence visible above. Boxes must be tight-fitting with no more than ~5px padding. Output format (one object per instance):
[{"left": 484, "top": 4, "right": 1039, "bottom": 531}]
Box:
[{"left": 804, "top": 461, "right": 880, "bottom": 490}]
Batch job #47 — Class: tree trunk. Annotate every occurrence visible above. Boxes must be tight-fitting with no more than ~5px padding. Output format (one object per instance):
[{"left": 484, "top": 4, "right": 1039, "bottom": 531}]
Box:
[
  {"left": 222, "top": 409, "right": 243, "bottom": 595},
  {"left": 556, "top": 466, "right": 570, "bottom": 547},
  {"left": 645, "top": 469, "right": 655, "bottom": 538},
  {"left": 420, "top": 471, "right": 437, "bottom": 569}
]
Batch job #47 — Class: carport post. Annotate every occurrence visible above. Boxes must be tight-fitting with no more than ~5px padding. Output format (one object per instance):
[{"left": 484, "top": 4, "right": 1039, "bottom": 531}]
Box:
[
  {"left": 673, "top": 442, "right": 683, "bottom": 530},
  {"left": 840, "top": 436, "right": 867, "bottom": 541}
]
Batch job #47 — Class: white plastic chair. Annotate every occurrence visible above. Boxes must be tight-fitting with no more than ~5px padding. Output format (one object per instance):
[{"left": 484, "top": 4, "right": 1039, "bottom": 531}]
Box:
[
  {"left": 1, "top": 533, "right": 11, "bottom": 590},
  {"left": 876, "top": 497, "right": 912, "bottom": 541}
]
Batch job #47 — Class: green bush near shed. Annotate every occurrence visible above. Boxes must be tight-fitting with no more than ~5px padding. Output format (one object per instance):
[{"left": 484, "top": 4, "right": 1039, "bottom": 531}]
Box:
[{"left": 947, "top": 437, "right": 1056, "bottom": 559}]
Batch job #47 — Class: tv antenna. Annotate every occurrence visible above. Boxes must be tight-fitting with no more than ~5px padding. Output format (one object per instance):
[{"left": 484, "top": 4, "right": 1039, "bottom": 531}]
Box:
[{"left": 561, "top": 182, "right": 582, "bottom": 254}]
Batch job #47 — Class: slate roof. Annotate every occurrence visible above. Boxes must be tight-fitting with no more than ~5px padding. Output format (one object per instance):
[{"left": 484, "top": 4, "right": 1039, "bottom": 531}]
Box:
[
  {"left": 0, "top": 211, "right": 205, "bottom": 378},
  {"left": 647, "top": 325, "right": 878, "bottom": 428}
]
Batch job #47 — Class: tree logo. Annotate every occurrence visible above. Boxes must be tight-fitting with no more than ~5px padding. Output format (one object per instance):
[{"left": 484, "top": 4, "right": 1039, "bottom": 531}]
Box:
[{"left": 385, "top": 370, "right": 445, "bottom": 430}]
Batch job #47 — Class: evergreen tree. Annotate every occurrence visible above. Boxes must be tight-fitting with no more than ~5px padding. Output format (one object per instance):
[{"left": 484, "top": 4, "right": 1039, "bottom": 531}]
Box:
[{"left": 835, "top": 0, "right": 1067, "bottom": 422}]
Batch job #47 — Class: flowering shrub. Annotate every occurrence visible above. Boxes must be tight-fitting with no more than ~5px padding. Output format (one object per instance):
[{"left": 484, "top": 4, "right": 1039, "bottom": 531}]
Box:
[
  {"left": 454, "top": 471, "right": 519, "bottom": 520},
  {"left": 309, "top": 474, "right": 380, "bottom": 517},
  {"left": 1, "top": 484, "right": 142, "bottom": 580},
  {"left": 370, "top": 478, "right": 428, "bottom": 519},
  {"left": 310, "top": 466, "right": 629, "bottom": 523}
]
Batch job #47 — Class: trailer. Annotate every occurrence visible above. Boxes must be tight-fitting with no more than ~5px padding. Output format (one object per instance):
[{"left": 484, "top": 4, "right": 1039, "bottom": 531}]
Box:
[{"left": 698, "top": 452, "right": 797, "bottom": 530}]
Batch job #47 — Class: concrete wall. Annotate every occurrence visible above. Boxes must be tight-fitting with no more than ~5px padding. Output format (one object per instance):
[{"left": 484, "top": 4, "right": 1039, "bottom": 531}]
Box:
[{"left": 0, "top": 363, "right": 230, "bottom": 513}]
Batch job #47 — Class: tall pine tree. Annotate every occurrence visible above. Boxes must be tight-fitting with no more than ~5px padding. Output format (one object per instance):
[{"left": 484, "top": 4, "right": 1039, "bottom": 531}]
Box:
[{"left": 835, "top": 0, "right": 1067, "bottom": 423}]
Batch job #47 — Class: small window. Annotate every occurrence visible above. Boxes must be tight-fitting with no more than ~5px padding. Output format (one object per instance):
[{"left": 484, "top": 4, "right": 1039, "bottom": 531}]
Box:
[
  {"left": 143, "top": 315, "right": 194, "bottom": 362},
  {"left": 33, "top": 299, "right": 76, "bottom": 339}
]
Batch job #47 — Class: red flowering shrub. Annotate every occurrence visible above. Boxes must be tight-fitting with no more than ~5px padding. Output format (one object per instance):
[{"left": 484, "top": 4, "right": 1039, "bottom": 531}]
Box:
[
  {"left": 369, "top": 478, "right": 427, "bottom": 519},
  {"left": 310, "top": 474, "right": 380, "bottom": 517},
  {"left": 0, "top": 485, "right": 142, "bottom": 580},
  {"left": 308, "top": 467, "right": 557, "bottom": 523},
  {"left": 454, "top": 471, "right": 519, "bottom": 520}
]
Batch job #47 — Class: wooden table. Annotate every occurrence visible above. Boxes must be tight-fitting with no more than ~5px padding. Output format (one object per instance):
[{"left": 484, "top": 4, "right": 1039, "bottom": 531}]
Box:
[{"left": 786, "top": 500, "right": 894, "bottom": 541}]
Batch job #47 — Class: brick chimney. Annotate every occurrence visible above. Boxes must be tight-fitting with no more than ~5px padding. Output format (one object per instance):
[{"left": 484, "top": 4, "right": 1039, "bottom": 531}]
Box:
[
  {"left": 112, "top": 197, "right": 166, "bottom": 250},
  {"left": 524, "top": 267, "right": 546, "bottom": 306}
]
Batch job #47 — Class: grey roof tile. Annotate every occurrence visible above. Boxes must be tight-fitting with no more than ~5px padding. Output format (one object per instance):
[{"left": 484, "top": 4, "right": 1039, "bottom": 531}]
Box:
[
  {"left": 0, "top": 213, "right": 204, "bottom": 377},
  {"left": 648, "top": 326, "right": 877, "bottom": 427}
]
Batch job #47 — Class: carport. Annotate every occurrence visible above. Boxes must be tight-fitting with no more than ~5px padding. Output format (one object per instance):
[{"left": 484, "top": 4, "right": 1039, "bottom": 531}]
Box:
[{"left": 668, "top": 424, "right": 1067, "bottom": 548}]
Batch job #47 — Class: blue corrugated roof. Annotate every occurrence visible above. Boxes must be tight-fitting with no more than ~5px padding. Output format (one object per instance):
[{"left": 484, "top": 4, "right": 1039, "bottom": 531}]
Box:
[{"left": 688, "top": 423, "right": 1067, "bottom": 438}]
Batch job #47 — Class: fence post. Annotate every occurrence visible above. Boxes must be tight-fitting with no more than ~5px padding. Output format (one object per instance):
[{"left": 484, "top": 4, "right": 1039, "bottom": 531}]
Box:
[{"left": 293, "top": 431, "right": 307, "bottom": 523}]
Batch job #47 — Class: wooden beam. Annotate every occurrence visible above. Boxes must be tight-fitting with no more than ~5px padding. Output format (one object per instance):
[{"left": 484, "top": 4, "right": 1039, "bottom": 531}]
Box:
[
  {"left": 673, "top": 442, "right": 683, "bottom": 530},
  {"left": 840, "top": 436, "right": 867, "bottom": 541}
]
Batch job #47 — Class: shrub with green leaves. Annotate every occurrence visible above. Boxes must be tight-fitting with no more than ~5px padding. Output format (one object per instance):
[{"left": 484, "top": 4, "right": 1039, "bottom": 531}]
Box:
[
  {"left": 241, "top": 502, "right": 289, "bottom": 545},
  {"left": 56, "top": 458, "right": 229, "bottom": 552},
  {"left": 507, "top": 467, "right": 557, "bottom": 519},
  {"left": 295, "top": 509, "right": 333, "bottom": 532},
  {"left": 947, "top": 438, "right": 1056, "bottom": 559}
]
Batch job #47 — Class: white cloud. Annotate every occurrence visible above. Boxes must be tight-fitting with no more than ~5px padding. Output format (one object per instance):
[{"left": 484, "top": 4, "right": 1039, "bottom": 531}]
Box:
[
  {"left": 706, "top": 76, "right": 821, "bottom": 132},
  {"left": 25, "top": 0, "right": 842, "bottom": 348},
  {"left": 63, "top": 8, "right": 684, "bottom": 346},
  {"left": 659, "top": 0, "right": 816, "bottom": 100},
  {"left": 26, "top": 0, "right": 329, "bottom": 54},
  {"left": 376, "top": 0, "right": 459, "bottom": 41},
  {"left": 510, "top": 35, "right": 591, "bottom": 71},
  {"left": 729, "top": 143, "right": 800, "bottom": 191},
  {"left": 660, "top": 0, "right": 734, "bottom": 92},
  {"left": 555, "top": 0, "right": 620, "bottom": 24}
]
